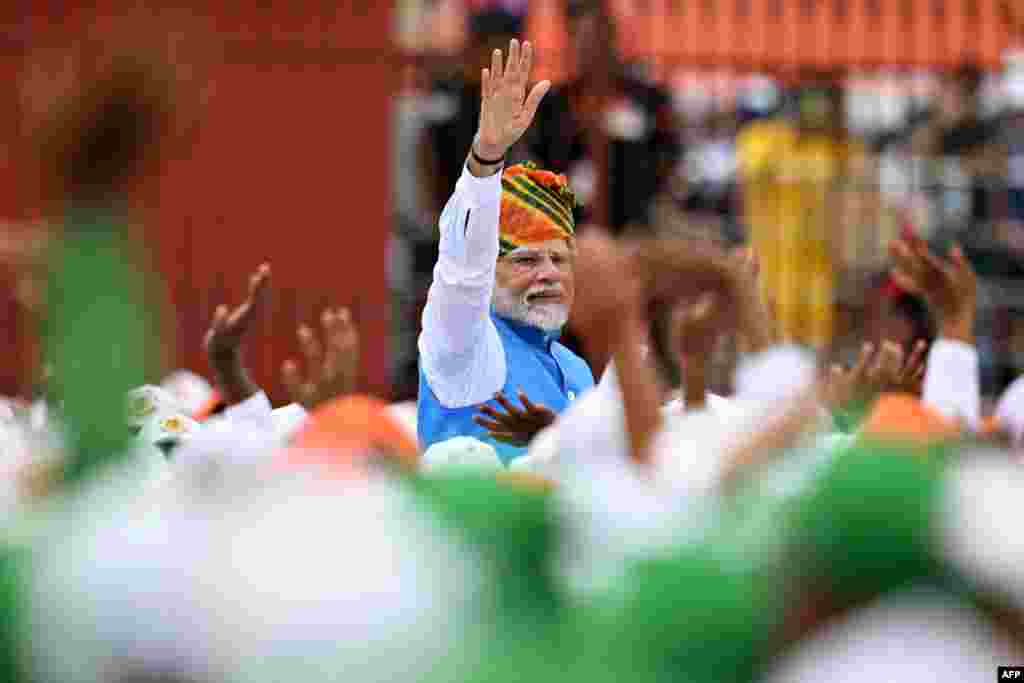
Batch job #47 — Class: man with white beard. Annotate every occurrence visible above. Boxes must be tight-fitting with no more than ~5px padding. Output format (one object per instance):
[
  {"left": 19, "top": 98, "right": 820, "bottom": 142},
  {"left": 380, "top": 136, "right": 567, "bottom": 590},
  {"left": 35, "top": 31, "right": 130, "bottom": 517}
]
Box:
[{"left": 417, "top": 40, "right": 594, "bottom": 463}]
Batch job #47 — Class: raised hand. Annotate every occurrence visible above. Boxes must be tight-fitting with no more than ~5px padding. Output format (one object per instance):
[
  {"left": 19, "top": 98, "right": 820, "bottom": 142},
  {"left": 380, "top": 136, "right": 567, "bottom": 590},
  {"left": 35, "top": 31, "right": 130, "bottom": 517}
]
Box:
[
  {"left": 473, "top": 39, "right": 550, "bottom": 163},
  {"left": 889, "top": 237, "right": 977, "bottom": 344},
  {"left": 282, "top": 307, "right": 360, "bottom": 411},
  {"left": 473, "top": 390, "right": 556, "bottom": 447},
  {"left": 203, "top": 264, "right": 270, "bottom": 405},
  {"left": 822, "top": 340, "right": 928, "bottom": 411}
]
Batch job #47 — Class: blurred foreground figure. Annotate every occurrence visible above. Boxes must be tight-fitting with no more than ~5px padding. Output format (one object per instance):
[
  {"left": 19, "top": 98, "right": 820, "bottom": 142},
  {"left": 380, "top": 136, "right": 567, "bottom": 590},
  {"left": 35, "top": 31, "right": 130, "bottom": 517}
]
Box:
[
  {"left": 417, "top": 40, "right": 594, "bottom": 463},
  {"left": 29, "top": 41, "right": 184, "bottom": 486}
]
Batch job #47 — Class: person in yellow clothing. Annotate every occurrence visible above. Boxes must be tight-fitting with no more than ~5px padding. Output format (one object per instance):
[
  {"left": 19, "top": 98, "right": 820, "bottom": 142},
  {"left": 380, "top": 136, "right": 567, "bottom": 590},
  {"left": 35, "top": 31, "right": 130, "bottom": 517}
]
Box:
[{"left": 738, "top": 78, "right": 865, "bottom": 352}]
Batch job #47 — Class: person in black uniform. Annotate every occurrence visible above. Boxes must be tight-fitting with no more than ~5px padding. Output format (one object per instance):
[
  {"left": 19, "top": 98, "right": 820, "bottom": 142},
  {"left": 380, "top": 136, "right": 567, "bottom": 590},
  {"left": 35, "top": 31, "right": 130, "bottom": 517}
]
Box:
[{"left": 525, "top": 0, "right": 681, "bottom": 234}]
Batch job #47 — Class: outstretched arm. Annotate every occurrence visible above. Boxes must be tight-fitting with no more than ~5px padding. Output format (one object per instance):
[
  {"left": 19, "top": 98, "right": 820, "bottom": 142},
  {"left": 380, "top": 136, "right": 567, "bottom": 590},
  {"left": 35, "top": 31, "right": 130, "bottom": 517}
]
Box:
[{"left": 419, "top": 40, "right": 551, "bottom": 408}]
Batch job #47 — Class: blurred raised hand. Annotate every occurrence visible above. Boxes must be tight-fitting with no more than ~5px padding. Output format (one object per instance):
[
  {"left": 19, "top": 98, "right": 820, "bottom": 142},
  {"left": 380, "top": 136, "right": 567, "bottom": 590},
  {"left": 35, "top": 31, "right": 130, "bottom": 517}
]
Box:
[
  {"left": 203, "top": 264, "right": 270, "bottom": 405},
  {"left": 889, "top": 237, "right": 976, "bottom": 344},
  {"left": 473, "top": 39, "right": 550, "bottom": 164},
  {"left": 822, "top": 339, "right": 928, "bottom": 411},
  {"left": 282, "top": 307, "right": 360, "bottom": 411}
]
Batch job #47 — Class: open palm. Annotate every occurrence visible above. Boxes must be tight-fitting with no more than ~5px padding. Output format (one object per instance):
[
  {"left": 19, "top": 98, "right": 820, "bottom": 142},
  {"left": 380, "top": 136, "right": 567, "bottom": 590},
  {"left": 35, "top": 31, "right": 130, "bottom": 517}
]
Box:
[{"left": 475, "top": 39, "right": 550, "bottom": 160}]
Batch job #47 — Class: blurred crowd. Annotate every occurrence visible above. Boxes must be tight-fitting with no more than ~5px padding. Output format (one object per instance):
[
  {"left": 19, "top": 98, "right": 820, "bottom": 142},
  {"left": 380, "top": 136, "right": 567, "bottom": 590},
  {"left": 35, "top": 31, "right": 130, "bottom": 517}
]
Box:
[{"left": 6, "top": 4, "right": 1024, "bottom": 683}]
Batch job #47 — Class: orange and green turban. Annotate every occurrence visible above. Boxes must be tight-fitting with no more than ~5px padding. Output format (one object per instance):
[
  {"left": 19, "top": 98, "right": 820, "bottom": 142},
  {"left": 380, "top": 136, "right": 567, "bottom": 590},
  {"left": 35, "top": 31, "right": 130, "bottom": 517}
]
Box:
[{"left": 499, "top": 162, "right": 577, "bottom": 256}]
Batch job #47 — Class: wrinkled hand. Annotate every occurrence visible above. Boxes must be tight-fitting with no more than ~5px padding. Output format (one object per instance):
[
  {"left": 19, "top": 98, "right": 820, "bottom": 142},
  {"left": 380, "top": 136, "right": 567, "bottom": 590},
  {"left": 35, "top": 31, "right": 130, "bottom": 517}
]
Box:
[
  {"left": 474, "top": 39, "right": 550, "bottom": 160},
  {"left": 822, "top": 340, "right": 928, "bottom": 410},
  {"left": 204, "top": 264, "right": 270, "bottom": 361},
  {"left": 473, "top": 391, "right": 556, "bottom": 447},
  {"left": 282, "top": 307, "right": 360, "bottom": 411},
  {"left": 889, "top": 237, "right": 976, "bottom": 343}
]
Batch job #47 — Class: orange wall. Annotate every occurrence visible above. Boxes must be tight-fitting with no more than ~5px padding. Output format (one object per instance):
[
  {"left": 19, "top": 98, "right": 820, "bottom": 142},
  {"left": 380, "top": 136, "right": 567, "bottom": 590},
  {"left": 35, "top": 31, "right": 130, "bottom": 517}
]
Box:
[
  {"left": 521, "top": 0, "right": 1016, "bottom": 81},
  {"left": 1, "top": 3, "right": 394, "bottom": 401}
]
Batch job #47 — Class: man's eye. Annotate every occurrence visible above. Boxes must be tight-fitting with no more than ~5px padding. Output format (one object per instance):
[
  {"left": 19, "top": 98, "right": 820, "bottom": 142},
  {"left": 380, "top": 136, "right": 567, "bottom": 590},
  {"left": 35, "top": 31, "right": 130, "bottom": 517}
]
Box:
[{"left": 515, "top": 257, "right": 537, "bottom": 266}]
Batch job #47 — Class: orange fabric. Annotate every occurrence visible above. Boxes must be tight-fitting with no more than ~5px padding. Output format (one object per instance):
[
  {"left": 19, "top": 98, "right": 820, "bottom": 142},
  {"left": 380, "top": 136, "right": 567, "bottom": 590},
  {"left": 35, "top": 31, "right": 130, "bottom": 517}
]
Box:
[
  {"left": 192, "top": 389, "right": 223, "bottom": 422},
  {"left": 499, "top": 163, "right": 576, "bottom": 253},
  {"left": 288, "top": 395, "right": 419, "bottom": 471},
  {"left": 860, "top": 393, "right": 961, "bottom": 445}
]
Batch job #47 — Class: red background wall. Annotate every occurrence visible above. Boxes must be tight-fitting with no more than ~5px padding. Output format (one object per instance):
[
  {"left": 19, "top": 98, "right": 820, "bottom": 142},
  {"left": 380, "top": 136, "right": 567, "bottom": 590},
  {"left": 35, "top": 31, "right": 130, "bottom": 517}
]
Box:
[{"left": 0, "top": 2, "right": 394, "bottom": 402}]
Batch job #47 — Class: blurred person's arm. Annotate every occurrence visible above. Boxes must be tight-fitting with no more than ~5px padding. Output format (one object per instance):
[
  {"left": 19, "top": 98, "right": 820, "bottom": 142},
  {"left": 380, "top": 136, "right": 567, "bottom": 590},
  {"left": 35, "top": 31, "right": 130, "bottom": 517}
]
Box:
[
  {"left": 573, "top": 229, "right": 664, "bottom": 465},
  {"left": 204, "top": 265, "right": 269, "bottom": 406},
  {"left": 419, "top": 40, "right": 551, "bottom": 408},
  {"left": 890, "top": 237, "right": 979, "bottom": 428}
]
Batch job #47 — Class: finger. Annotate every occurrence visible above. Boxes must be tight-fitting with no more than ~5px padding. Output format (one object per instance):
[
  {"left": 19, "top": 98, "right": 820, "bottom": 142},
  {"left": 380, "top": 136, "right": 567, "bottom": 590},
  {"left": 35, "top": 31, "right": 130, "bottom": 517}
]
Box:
[
  {"left": 518, "top": 390, "right": 539, "bottom": 413},
  {"left": 477, "top": 404, "right": 505, "bottom": 420},
  {"left": 949, "top": 243, "right": 975, "bottom": 277},
  {"left": 319, "top": 310, "right": 339, "bottom": 382},
  {"left": 248, "top": 263, "right": 271, "bottom": 302},
  {"left": 904, "top": 339, "right": 928, "bottom": 377},
  {"left": 520, "top": 41, "right": 534, "bottom": 82},
  {"left": 210, "top": 304, "right": 228, "bottom": 331},
  {"left": 692, "top": 293, "right": 716, "bottom": 321},
  {"left": 281, "top": 359, "right": 304, "bottom": 404},
  {"left": 521, "top": 80, "right": 551, "bottom": 123},
  {"left": 890, "top": 270, "right": 924, "bottom": 296},
  {"left": 494, "top": 392, "right": 524, "bottom": 418},
  {"left": 889, "top": 241, "right": 924, "bottom": 281},
  {"left": 877, "top": 340, "right": 904, "bottom": 380},
  {"left": 912, "top": 363, "right": 927, "bottom": 383},
  {"left": 298, "top": 324, "right": 324, "bottom": 379},
  {"left": 491, "top": 48, "right": 503, "bottom": 83},
  {"left": 472, "top": 414, "right": 506, "bottom": 430},
  {"left": 917, "top": 241, "right": 952, "bottom": 280},
  {"left": 506, "top": 39, "right": 519, "bottom": 79},
  {"left": 330, "top": 307, "right": 358, "bottom": 350},
  {"left": 481, "top": 68, "right": 490, "bottom": 99},
  {"left": 851, "top": 342, "right": 874, "bottom": 379}
]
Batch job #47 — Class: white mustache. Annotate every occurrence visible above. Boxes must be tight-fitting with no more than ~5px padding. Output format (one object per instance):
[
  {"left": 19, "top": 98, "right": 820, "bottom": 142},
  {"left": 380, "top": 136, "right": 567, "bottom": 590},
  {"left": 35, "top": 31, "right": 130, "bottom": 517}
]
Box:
[{"left": 524, "top": 285, "right": 563, "bottom": 303}]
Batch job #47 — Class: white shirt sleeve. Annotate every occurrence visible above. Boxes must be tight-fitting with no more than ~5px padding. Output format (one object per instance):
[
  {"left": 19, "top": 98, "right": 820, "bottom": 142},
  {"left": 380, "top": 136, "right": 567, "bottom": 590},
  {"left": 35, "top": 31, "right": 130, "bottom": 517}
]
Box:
[
  {"left": 223, "top": 391, "right": 274, "bottom": 423},
  {"left": 418, "top": 163, "right": 506, "bottom": 408},
  {"left": 922, "top": 338, "right": 980, "bottom": 431}
]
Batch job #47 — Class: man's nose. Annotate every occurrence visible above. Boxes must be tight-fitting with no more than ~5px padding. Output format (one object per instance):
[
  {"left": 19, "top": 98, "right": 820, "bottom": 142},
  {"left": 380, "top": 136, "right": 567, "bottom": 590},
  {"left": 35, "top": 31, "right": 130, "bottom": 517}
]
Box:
[{"left": 535, "top": 257, "right": 561, "bottom": 282}]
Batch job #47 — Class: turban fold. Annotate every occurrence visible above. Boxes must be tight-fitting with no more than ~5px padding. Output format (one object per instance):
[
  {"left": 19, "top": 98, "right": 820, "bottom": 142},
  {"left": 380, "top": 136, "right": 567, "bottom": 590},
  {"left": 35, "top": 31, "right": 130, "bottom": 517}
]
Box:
[{"left": 499, "top": 162, "right": 577, "bottom": 256}]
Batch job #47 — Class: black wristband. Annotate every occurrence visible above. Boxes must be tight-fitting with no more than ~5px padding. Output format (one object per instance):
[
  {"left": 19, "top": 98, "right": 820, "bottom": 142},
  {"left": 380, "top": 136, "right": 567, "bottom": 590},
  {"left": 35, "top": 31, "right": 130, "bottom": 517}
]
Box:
[{"left": 471, "top": 146, "right": 505, "bottom": 166}]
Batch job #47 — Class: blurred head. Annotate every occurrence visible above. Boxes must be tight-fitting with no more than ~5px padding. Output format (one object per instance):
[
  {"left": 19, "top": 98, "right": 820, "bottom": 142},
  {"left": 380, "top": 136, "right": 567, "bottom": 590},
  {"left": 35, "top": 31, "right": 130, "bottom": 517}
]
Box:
[
  {"left": 941, "top": 64, "right": 984, "bottom": 122},
  {"left": 494, "top": 163, "right": 578, "bottom": 332},
  {"left": 566, "top": 0, "right": 615, "bottom": 76},
  {"left": 794, "top": 72, "right": 844, "bottom": 133},
  {"left": 465, "top": 9, "right": 524, "bottom": 81}
]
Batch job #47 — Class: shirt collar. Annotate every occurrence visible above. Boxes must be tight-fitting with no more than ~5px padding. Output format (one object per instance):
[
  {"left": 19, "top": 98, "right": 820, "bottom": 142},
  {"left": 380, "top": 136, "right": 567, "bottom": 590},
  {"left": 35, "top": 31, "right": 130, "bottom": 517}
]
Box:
[{"left": 493, "top": 312, "right": 559, "bottom": 349}]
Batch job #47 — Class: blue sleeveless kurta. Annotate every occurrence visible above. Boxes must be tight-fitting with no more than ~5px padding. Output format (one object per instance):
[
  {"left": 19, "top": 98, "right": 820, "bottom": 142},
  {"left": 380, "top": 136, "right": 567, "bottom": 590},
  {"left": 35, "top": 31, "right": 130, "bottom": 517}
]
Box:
[{"left": 418, "top": 314, "right": 594, "bottom": 464}]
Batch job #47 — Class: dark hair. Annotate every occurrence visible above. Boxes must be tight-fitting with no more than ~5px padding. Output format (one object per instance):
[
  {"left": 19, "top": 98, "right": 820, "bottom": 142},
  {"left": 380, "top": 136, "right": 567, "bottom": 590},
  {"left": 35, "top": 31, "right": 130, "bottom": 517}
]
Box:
[
  {"left": 468, "top": 9, "right": 524, "bottom": 40},
  {"left": 951, "top": 64, "right": 984, "bottom": 97},
  {"left": 889, "top": 292, "right": 937, "bottom": 348}
]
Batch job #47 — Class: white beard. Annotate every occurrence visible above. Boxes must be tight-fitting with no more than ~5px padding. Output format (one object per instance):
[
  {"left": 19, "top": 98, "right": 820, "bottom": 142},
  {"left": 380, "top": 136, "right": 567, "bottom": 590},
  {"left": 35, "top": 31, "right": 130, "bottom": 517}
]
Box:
[{"left": 492, "top": 284, "right": 569, "bottom": 332}]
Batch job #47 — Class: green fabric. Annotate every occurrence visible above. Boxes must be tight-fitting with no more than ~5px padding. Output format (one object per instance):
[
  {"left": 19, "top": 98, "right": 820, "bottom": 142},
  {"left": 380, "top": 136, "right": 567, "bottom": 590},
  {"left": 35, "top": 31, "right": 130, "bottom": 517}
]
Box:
[
  {"left": 788, "top": 445, "right": 946, "bottom": 603},
  {"left": 408, "top": 473, "right": 581, "bottom": 683},
  {"left": 44, "top": 207, "right": 163, "bottom": 487}
]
